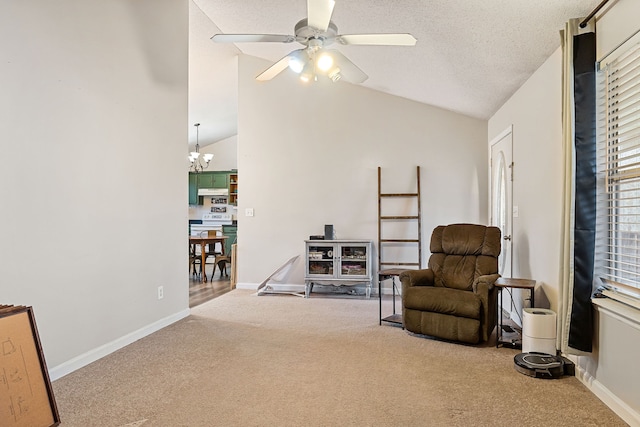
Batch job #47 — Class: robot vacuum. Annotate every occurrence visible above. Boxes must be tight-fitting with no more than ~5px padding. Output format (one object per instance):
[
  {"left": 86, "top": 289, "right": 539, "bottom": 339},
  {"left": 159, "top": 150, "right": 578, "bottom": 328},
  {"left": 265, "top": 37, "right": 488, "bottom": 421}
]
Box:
[{"left": 514, "top": 352, "right": 565, "bottom": 379}]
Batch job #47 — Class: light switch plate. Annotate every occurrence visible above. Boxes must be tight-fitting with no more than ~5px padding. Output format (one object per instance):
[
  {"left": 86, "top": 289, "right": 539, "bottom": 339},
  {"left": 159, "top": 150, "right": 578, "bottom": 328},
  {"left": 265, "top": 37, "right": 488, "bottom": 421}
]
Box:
[
  {"left": 513, "top": 206, "right": 519, "bottom": 217},
  {"left": 245, "top": 208, "right": 254, "bottom": 217}
]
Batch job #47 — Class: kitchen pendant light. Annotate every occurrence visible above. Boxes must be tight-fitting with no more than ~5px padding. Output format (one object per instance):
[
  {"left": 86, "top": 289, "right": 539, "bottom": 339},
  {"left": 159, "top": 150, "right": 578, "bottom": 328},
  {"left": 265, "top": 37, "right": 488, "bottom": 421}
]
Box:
[{"left": 188, "top": 123, "right": 213, "bottom": 173}]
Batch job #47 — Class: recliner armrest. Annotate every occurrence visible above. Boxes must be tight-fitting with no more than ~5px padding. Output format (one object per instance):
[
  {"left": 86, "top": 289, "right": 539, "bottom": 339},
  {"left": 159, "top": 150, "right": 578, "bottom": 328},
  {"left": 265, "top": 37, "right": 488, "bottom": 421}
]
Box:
[
  {"left": 472, "top": 273, "right": 500, "bottom": 342},
  {"left": 400, "top": 269, "right": 435, "bottom": 288},
  {"left": 472, "top": 274, "right": 500, "bottom": 294}
]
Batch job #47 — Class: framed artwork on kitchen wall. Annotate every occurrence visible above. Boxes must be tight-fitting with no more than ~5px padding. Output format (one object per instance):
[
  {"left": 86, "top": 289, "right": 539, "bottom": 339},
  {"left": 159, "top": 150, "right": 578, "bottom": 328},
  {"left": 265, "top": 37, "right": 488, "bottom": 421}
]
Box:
[{"left": 0, "top": 305, "right": 60, "bottom": 427}]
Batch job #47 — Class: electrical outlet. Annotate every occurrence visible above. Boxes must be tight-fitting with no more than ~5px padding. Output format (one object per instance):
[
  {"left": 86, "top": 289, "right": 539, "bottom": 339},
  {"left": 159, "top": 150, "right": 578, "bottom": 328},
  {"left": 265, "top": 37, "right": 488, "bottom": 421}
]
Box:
[
  {"left": 245, "top": 208, "right": 254, "bottom": 217},
  {"left": 157, "top": 286, "right": 164, "bottom": 300}
]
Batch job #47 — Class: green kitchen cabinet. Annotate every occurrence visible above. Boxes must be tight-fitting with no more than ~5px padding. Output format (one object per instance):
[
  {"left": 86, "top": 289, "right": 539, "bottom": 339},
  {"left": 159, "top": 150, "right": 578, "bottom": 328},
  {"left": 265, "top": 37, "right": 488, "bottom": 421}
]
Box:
[
  {"left": 188, "top": 173, "right": 198, "bottom": 205},
  {"left": 198, "top": 172, "right": 228, "bottom": 189},
  {"left": 188, "top": 171, "right": 235, "bottom": 205},
  {"left": 196, "top": 172, "right": 214, "bottom": 189},
  {"left": 212, "top": 172, "right": 228, "bottom": 188}
]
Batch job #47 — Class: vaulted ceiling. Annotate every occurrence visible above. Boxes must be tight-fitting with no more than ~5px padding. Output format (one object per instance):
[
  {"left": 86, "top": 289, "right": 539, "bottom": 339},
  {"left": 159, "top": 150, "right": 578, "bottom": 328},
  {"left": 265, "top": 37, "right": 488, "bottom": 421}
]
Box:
[{"left": 188, "top": 0, "right": 601, "bottom": 147}]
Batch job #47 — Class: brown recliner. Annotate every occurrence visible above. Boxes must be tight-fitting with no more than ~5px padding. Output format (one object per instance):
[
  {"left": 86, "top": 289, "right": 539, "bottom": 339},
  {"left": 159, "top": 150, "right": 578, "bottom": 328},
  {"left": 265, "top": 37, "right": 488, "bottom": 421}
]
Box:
[{"left": 400, "top": 224, "right": 501, "bottom": 344}]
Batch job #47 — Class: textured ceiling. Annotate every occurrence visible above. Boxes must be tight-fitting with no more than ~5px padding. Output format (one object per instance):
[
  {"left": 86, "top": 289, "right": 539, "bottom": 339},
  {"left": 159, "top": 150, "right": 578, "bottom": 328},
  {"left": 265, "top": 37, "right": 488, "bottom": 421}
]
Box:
[{"left": 189, "top": 0, "right": 601, "bottom": 147}]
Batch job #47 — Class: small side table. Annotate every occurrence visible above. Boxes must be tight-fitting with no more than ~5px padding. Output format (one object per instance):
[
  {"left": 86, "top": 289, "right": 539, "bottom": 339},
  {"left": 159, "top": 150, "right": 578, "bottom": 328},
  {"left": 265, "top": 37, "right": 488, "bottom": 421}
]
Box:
[
  {"left": 495, "top": 277, "right": 536, "bottom": 348},
  {"left": 378, "top": 269, "right": 405, "bottom": 327}
]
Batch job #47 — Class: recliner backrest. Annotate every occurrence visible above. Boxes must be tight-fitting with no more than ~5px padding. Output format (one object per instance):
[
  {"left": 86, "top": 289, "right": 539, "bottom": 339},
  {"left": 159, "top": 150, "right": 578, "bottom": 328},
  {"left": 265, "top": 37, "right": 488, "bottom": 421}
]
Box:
[{"left": 428, "top": 224, "right": 501, "bottom": 291}]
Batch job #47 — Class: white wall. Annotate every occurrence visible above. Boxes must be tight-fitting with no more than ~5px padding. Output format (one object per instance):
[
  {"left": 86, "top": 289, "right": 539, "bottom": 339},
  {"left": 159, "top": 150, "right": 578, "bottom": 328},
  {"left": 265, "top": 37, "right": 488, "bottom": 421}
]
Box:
[
  {"left": 0, "top": 0, "right": 189, "bottom": 377},
  {"left": 199, "top": 135, "right": 238, "bottom": 171},
  {"left": 488, "top": 48, "right": 563, "bottom": 309},
  {"left": 237, "top": 55, "right": 488, "bottom": 287},
  {"left": 489, "top": 1, "right": 640, "bottom": 422}
]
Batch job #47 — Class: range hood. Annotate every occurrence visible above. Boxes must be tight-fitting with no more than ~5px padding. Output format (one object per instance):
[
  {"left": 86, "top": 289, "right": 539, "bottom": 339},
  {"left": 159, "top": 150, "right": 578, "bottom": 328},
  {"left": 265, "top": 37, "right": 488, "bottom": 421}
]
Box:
[{"left": 197, "top": 188, "right": 229, "bottom": 196}]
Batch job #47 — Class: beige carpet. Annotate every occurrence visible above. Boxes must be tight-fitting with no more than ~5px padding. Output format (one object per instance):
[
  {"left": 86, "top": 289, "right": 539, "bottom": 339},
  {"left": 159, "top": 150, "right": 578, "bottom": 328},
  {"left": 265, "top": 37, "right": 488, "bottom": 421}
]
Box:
[{"left": 53, "top": 290, "right": 627, "bottom": 426}]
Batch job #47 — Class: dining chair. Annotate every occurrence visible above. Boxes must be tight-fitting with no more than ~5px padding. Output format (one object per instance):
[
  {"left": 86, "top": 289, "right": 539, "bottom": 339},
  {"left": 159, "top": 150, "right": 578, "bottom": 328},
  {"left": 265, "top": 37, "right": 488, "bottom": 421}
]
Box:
[
  {"left": 198, "top": 230, "right": 226, "bottom": 280},
  {"left": 189, "top": 242, "right": 200, "bottom": 278},
  {"left": 212, "top": 234, "right": 237, "bottom": 278}
]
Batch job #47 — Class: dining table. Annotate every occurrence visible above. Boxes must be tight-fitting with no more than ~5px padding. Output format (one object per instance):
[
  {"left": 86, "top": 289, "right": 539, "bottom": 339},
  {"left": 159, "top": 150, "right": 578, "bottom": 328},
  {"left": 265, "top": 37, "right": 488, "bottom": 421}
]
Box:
[{"left": 189, "top": 235, "right": 228, "bottom": 283}]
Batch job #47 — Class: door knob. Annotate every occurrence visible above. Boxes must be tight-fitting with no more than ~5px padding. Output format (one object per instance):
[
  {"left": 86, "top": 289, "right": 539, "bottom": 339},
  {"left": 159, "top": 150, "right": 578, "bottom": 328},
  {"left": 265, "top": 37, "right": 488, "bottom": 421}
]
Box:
[{"left": 504, "top": 235, "right": 512, "bottom": 241}]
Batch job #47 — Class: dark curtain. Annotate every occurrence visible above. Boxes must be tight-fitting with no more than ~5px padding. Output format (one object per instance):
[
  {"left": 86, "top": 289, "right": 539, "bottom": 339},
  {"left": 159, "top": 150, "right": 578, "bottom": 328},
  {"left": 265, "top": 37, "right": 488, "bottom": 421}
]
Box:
[{"left": 570, "top": 32, "right": 596, "bottom": 353}]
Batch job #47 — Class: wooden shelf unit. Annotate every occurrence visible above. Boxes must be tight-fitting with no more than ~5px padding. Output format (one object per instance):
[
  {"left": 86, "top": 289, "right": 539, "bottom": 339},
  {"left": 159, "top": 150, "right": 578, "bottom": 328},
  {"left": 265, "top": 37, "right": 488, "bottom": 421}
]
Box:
[{"left": 377, "top": 166, "right": 423, "bottom": 326}]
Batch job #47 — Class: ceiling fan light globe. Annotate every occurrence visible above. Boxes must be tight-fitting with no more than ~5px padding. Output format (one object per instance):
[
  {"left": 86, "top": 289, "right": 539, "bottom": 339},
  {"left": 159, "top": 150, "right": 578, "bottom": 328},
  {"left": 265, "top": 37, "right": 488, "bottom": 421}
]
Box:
[
  {"left": 300, "top": 70, "right": 314, "bottom": 82},
  {"left": 299, "top": 60, "right": 315, "bottom": 82},
  {"left": 289, "top": 57, "right": 305, "bottom": 74},
  {"left": 317, "top": 53, "right": 333, "bottom": 72}
]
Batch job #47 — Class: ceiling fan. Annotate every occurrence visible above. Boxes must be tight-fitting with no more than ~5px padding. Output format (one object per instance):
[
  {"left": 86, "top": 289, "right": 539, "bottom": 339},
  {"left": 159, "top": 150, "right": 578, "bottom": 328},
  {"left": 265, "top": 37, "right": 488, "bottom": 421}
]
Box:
[{"left": 211, "top": 0, "right": 417, "bottom": 84}]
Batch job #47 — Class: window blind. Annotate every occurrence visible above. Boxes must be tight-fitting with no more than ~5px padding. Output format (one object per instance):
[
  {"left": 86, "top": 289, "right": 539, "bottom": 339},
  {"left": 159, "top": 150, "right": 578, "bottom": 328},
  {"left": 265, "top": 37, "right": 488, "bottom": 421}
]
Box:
[{"left": 597, "top": 35, "right": 640, "bottom": 299}]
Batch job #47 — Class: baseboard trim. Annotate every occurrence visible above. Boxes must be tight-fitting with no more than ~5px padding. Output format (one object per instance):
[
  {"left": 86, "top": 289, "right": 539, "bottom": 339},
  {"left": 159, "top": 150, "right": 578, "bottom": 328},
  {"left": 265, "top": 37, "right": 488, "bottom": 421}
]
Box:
[
  {"left": 235, "top": 282, "right": 263, "bottom": 291},
  {"left": 575, "top": 362, "right": 640, "bottom": 426},
  {"left": 49, "top": 308, "right": 190, "bottom": 381}
]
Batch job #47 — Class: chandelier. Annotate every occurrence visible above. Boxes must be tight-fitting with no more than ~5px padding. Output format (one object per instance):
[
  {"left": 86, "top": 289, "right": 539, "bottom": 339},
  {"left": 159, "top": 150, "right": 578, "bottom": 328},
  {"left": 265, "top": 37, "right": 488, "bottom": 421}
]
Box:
[{"left": 188, "top": 123, "right": 213, "bottom": 173}]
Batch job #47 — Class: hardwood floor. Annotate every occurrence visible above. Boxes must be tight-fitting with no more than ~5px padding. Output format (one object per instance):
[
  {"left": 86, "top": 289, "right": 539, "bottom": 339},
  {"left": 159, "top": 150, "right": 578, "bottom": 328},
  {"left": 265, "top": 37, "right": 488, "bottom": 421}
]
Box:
[{"left": 189, "top": 268, "right": 233, "bottom": 308}]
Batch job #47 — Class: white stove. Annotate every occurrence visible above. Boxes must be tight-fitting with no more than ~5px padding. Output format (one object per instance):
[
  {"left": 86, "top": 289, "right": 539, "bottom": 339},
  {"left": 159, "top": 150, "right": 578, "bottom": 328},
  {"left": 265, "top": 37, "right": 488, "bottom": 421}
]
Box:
[
  {"left": 202, "top": 213, "right": 233, "bottom": 225},
  {"left": 190, "top": 213, "right": 233, "bottom": 236}
]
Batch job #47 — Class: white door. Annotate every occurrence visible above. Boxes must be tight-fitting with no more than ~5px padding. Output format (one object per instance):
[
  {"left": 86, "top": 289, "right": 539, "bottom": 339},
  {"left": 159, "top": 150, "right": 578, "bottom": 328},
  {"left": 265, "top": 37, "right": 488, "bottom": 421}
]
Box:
[{"left": 490, "top": 128, "right": 513, "bottom": 278}]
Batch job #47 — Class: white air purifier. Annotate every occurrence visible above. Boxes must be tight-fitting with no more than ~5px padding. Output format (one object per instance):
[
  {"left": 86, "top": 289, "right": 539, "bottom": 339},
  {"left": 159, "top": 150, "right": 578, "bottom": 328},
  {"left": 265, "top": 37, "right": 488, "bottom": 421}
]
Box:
[{"left": 522, "top": 308, "right": 557, "bottom": 355}]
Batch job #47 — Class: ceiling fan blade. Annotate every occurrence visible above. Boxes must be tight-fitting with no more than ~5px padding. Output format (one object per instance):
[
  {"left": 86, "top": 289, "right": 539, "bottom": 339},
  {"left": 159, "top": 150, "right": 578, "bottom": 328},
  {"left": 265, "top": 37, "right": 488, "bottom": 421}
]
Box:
[
  {"left": 327, "top": 50, "right": 368, "bottom": 84},
  {"left": 336, "top": 33, "right": 417, "bottom": 46},
  {"left": 256, "top": 50, "right": 305, "bottom": 81},
  {"left": 211, "top": 34, "right": 295, "bottom": 44},
  {"left": 307, "top": 0, "right": 335, "bottom": 31}
]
